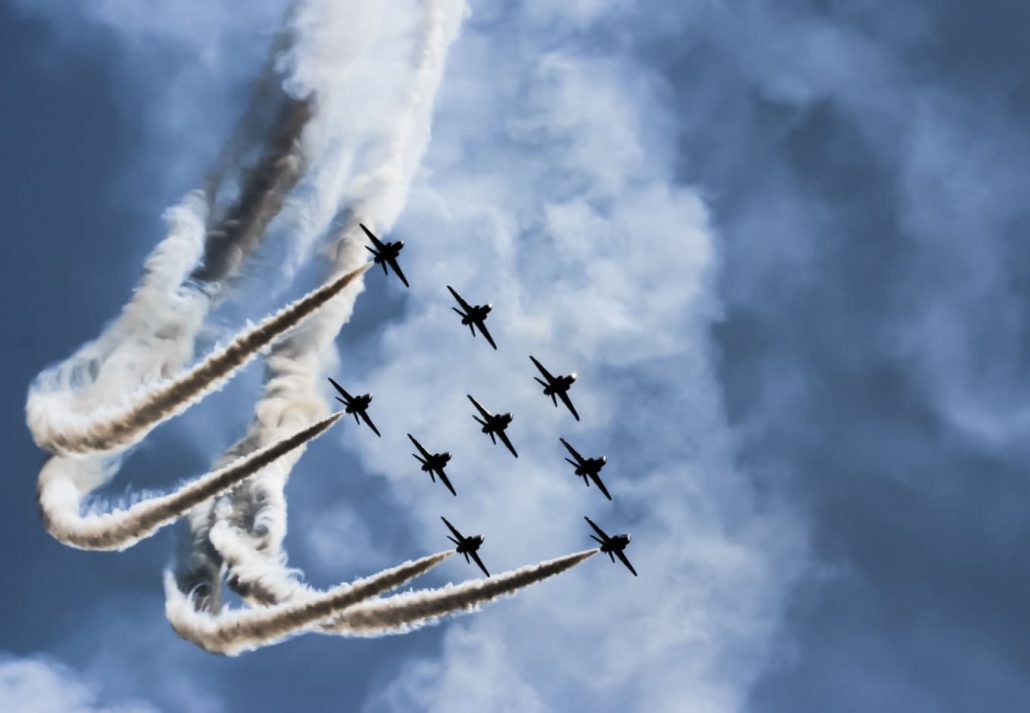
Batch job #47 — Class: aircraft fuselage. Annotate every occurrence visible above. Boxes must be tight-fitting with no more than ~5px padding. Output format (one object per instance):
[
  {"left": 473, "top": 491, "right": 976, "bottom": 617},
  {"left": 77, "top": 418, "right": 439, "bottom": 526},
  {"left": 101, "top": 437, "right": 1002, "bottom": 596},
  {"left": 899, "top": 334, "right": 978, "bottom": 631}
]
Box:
[
  {"left": 576, "top": 456, "right": 606, "bottom": 477},
  {"left": 461, "top": 304, "right": 491, "bottom": 324},
  {"left": 372, "top": 241, "right": 404, "bottom": 262},
  {"left": 456, "top": 534, "right": 484, "bottom": 555},
  {"left": 543, "top": 374, "right": 576, "bottom": 396},
  {"left": 600, "top": 533, "right": 631, "bottom": 554},
  {"left": 483, "top": 413, "right": 512, "bottom": 433},
  {"left": 345, "top": 393, "right": 372, "bottom": 413},
  {"left": 422, "top": 452, "right": 451, "bottom": 472}
]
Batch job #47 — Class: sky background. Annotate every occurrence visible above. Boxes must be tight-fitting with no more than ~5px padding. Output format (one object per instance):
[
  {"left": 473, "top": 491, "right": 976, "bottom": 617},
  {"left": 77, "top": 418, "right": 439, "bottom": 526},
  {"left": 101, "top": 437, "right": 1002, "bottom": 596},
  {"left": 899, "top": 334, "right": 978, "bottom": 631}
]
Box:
[{"left": 3, "top": 1, "right": 1030, "bottom": 711}]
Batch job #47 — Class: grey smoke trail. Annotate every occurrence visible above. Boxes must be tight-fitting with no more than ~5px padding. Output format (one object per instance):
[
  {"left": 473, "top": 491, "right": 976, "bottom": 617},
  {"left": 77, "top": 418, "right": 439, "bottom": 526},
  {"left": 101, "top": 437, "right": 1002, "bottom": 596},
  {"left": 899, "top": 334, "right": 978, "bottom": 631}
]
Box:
[
  {"left": 164, "top": 550, "right": 454, "bottom": 655},
  {"left": 210, "top": 0, "right": 466, "bottom": 606},
  {"left": 37, "top": 412, "right": 342, "bottom": 551},
  {"left": 326, "top": 549, "right": 599, "bottom": 637},
  {"left": 29, "top": 263, "right": 368, "bottom": 456},
  {"left": 190, "top": 97, "right": 314, "bottom": 291}
]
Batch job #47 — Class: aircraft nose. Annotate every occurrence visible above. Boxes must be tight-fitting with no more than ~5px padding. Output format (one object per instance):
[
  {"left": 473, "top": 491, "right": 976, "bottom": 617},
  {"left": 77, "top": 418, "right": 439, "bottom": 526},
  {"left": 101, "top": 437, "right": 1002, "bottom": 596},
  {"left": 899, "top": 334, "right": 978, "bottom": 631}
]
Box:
[
  {"left": 601, "top": 456, "right": 607, "bottom": 463},
  {"left": 399, "top": 240, "right": 405, "bottom": 247},
  {"left": 367, "top": 394, "right": 373, "bottom": 402},
  {"left": 626, "top": 534, "right": 632, "bottom": 542},
  {"left": 570, "top": 372, "right": 578, "bottom": 382}
]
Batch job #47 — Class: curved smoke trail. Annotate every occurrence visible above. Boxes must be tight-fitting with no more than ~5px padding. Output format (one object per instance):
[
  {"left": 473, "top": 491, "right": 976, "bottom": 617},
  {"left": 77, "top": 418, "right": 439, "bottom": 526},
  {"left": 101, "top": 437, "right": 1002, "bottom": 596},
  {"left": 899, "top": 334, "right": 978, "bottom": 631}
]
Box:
[
  {"left": 28, "top": 263, "right": 367, "bottom": 456},
  {"left": 199, "top": 0, "right": 467, "bottom": 607},
  {"left": 37, "top": 413, "right": 342, "bottom": 551},
  {"left": 164, "top": 551, "right": 454, "bottom": 655},
  {"left": 26, "top": 0, "right": 593, "bottom": 656}
]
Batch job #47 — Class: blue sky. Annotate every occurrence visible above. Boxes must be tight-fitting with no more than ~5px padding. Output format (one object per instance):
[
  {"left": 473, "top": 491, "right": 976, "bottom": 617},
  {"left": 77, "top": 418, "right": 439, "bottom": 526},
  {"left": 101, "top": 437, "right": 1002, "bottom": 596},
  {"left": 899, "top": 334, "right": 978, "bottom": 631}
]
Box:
[{"left": 3, "top": 1, "right": 1030, "bottom": 711}]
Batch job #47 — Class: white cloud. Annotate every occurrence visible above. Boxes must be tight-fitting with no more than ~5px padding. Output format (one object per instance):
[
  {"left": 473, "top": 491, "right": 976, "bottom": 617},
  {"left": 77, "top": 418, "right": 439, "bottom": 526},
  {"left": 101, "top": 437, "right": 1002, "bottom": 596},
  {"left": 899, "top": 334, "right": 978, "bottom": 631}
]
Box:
[
  {"left": 332, "top": 5, "right": 807, "bottom": 711},
  {"left": 0, "top": 655, "right": 159, "bottom": 713}
]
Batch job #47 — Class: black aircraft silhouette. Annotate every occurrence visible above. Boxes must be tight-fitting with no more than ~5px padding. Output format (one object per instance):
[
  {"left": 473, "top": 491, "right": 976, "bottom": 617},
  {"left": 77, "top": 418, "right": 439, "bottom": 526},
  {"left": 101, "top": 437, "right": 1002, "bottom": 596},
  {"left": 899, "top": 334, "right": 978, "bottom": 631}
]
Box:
[
  {"left": 585, "top": 516, "right": 636, "bottom": 576},
  {"left": 560, "top": 437, "right": 612, "bottom": 500},
  {"left": 408, "top": 433, "right": 456, "bottom": 496},
  {"left": 447, "top": 285, "right": 496, "bottom": 350},
  {"left": 442, "top": 516, "right": 489, "bottom": 577},
  {"left": 529, "top": 355, "right": 579, "bottom": 421},
  {"left": 328, "top": 377, "right": 381, "bottom": 437},
  {"left": 361, "top": 223, "right": 408, "bottom": 287},
  {"left": 467, "top": 394, "right": 518, "bottom": 458}
]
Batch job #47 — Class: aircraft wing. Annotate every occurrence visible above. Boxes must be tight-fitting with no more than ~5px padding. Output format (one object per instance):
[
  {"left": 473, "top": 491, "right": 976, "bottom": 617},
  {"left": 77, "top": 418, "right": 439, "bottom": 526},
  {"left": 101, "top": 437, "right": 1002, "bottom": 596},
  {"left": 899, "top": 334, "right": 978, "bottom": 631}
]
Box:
[
  {"left": 584, "top": 516, "right": 610, "bottom": 542},
  {"left": 467, "top": 394, "right": 492, "bottom": 420},
  {"left": 359, "top": 410, "right": 382, "bottom": 437},
  {"left": 327, "top": 377, "right": 352, "bottom": 402},
  {"left": 560, "top": 437, "right": 585, "bottom": 464},
  {"left": 558, "top": 390, "right": 580, "bottom": 421},
  {"left": 441, "top": 516, "right": 464, "bottom": 541},
  {"left": 437, "top": 470, "right": 457, "bottom": 497},
  {"left": 529, "top": 355, "right": 555, "bottom": 384},
  {"left": 590, "top": 473, "right": 613, "bottom": 501},
  {"left": 469, "top": 550, "right": 490, "bottom": 577},
  {"left": 614, "top": 549, "right": 638, "bottom": 576},
  {"left": 476, "top": 319, "right": 498, "bottom": 350},
  {"left": 386, "top": 256, "right": 409, "bottom": 288},
  {"left": 360, "top": 223, "right": 385, "bottom": 249},
  {"left": 407, "top": 433, "right": 431, "bottom": 460},
  {"left": 447, "top": 285, "right": 472, "bottom": 312},
  {"left": 496, "top": 429, "right": 519, "bottom": 459}
]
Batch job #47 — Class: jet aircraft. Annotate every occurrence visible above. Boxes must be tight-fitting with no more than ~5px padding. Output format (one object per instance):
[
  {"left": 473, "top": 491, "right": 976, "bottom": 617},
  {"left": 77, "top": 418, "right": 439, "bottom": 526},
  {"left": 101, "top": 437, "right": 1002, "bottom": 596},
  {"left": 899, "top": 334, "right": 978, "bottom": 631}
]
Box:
[
  {"left": 328, "top": 377, "right": 381, "bottom": 437},
  {"left": 408, "top": 433, "right": 456, "bottom": 496},
  {"left": 361, "top": 223, "right": 408, "bottom": 287},
  {"left": 447, "top": 285, "right": 496, "bottom": 350},
  {"left": 560, "top": 437, "right": 612, "bottom": 500},
  {"left": 584, "top": 516, "right": 636, "bottom": 576},
  {"left": 529, "top": 355, "right": 579, "bottom": 421},
  {"left": 441, "top": 516, "right": 489, "bottom": 577},
  {"left": 467, "top": 394, "right": 518, "bottom": 458}
]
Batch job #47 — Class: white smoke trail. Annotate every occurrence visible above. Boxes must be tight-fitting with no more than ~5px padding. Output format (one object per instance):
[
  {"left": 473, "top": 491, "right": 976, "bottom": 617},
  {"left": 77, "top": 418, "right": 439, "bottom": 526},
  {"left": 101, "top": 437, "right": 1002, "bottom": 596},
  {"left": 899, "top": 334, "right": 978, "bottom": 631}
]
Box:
[
  {"left": 26, "top": 0, "right": 592, "bottom": 657},
  {"left": 37, "top": 413, "right": 342, "bottom": 551},
  {"left": 27, "top": 192, "right": 210, "bottom": 423},
  {"left": 27, "top": 263, "right": 368, "bottom": 456},
  {"left": 327, "top": 549, "right": 599, "bottom": 636},
  {"left": 204, "top": 0, "right": 467, "bottom": 603},
  {"left": 164, "top": 550, "right": 454, "bottom": 655}
]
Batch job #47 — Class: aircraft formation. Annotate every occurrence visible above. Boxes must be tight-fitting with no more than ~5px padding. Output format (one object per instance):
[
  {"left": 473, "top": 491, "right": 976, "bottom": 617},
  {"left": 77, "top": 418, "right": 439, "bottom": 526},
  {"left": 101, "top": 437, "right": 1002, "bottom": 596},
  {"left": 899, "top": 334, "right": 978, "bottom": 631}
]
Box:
[{"left": 327, "top": 224, "right": 638, "bottom": 578}]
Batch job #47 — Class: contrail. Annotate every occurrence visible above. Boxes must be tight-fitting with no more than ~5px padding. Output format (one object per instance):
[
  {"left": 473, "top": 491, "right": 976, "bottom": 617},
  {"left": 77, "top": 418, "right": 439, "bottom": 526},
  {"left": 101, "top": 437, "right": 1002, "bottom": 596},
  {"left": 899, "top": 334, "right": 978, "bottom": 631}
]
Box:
[
  {"left": 210, "top": 0, "right": 466, "bottom": 607},
  {"left": 164, "top": 551, "right": 454, "bottom": 655},
  {"left": 28, "top": 263, "right": 368, "bottom": 456},
  {"left": 37, "top": 413, "right": 342, "bottom": 551},
  {"left": 190, "top": 97, "right": 314, "bottom": 291},
  {"left": 27, "top": 193, "right": 211, "bottom": 422},
  {"left": 210, "top": 540, "right": 598, "bottom": 641},
  {"left": 325, "top": 549, "right": 599, "bottom": 636},
  {"left": 25, "top": 0, "right": 592, "bottom": 657}
]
